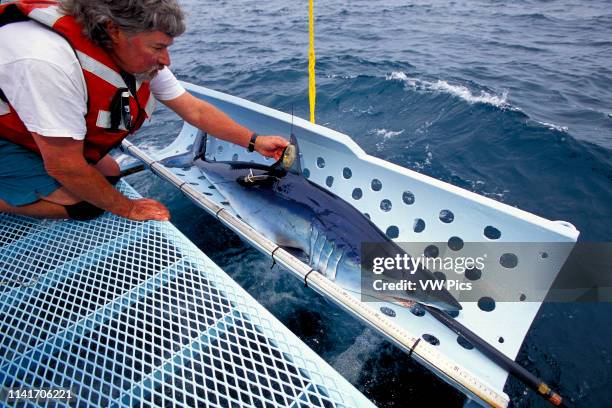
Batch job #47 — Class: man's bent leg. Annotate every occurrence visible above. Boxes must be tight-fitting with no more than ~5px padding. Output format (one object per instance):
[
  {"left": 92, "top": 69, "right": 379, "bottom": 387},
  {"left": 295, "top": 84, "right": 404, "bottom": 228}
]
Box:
[
  {"left": 0, "top": 142, "right": 117, "bottom": 220},
  {"left": 0, "top": 197, "right": 69, "bottom": 219}
]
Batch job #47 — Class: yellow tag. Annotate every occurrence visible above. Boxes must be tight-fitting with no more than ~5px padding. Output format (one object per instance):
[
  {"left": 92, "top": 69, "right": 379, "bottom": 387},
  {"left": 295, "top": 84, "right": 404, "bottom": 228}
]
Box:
[{"left": 282, "top": 144, "right": 296, "bottom": 169}]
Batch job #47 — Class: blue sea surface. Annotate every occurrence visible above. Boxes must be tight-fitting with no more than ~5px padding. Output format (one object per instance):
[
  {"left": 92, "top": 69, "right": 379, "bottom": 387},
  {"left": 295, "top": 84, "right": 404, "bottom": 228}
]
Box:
[{"left": 130, "top": 1, "right": 612, "bottom": 406}]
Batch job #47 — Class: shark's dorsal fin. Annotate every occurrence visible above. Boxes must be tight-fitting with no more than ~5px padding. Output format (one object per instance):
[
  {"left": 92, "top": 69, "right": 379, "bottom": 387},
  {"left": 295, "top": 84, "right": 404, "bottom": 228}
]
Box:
[
  {"left": 159, "top": 131, "right": 206, "bottom": 168},
  {"left": 270, "top": 133, "right": 302, "bottom": 176}
]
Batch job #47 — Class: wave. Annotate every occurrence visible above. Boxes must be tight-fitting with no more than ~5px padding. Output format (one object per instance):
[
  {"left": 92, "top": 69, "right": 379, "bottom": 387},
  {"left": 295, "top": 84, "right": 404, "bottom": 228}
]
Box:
[
  {"left": 538, "top": 121, "right": 569, "bottom": 133},
  {"left": 371, "top": 128, "right": 405, "bottom": 152},
  {"left": 372, "top": 128, "right": 404, "bottom": 139},
  {"left": 386, "top": 72, "right": 510, "bottom": 108}
]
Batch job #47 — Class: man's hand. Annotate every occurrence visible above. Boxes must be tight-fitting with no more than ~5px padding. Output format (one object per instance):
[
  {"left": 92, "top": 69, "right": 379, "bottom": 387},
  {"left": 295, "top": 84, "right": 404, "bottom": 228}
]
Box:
[
  {"left": 32, "top": 133, "right": 170, "bottom": 221},
  {"left": 254, "top": 135, "right": 289, "bottom": 160},
  {"left": 127, "top": 198, "right": 170, "bottom": 221}
]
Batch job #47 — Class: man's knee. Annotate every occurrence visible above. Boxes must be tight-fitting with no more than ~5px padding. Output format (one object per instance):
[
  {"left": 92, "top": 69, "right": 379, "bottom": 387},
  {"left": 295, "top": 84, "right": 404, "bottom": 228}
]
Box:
[
  {"left": 95, "top": 154, "right": 121, "bottom": 177},
  {"left": 64, "top": 201, "right": 105, "bottom": 221}
]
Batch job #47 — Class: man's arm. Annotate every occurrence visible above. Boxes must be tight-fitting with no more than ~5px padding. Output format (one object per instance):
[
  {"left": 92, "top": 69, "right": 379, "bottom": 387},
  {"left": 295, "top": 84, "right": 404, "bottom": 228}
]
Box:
[
  {"left": 161, "top": 92, "right": 288, "bottom": 160},
  {"left": 32, "top": 133, "right": 169, "bottom": 221}
]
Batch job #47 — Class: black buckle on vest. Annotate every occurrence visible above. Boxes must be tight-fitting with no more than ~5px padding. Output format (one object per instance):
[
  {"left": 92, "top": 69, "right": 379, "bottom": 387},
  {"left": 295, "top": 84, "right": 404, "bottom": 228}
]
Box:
[{"left": 109, "top": 87, "right": 133, "bottom": 132}]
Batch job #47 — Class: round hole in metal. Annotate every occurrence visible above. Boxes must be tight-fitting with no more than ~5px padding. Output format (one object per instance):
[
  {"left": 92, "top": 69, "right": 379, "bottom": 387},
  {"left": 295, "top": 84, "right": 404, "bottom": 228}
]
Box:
[
  {"left": 478, "top": 296, "right": 496, "bottom": 312},
  {"left": 303, "top": 168, "right": 310, "bottom": 178},
  {"left": 413, "top": 218, "right": 426, "bottom": 233},
  {"left": 520, "top": 293, "right": 527, "bottom": 301},
  {"left": 448, "top": 236, "right": 464, "bottom": 251},
  {"left": 433, "top": 271, "right": 446, "bottom": 281},
  {"left": 424, "top": 245, "right": 439, "bottom": 258},
  {"left": 316, "top": 157, "right": 325, "bottom": 168},
  {"left": 465, "top": 267, "right": 482, "bottom": 281},
  {"left": 343, "top": 167, "right": 352, "bottom": 179},
  {"left": 500, "top": 253, "right": 518, "bottom": 268},
  {"left": 540, "top": 252, "right": 549, "bottom": 259},
  {"left": 422, "top": 334, "right": 440, "bottom": 346},
  {"left": 410, "top": 304, "right": 425, "bottom": 317},
  {"left": 380, "top": 199, "right": 392, "bottom": 212},
  {"left": 439, "top": 209, "right": 454, "bottom": 223},
  {"left": 457, "top": 335, "right": 474, "bottom": 350},
  {"left": 386, "top": 226, "right": 399, "bottom": 239},
  {"left": 352, "top": 188, "right": 363, "bottom": 200},
  {"left": 325, "top": 176, "right": 334, "bottom": 187},
  {"left": 380, "top": 307, "right": 396, "bottom": 317},
  {"left": 402, "top": 191, "right": 415, "bottom": 205},
  {"left": 498, "top": 337, "right": 505, "bottom": 343},
  {"left": 371, "top": 179, "right": 382, "bottom": 191},
  {"left": 484, "top": 226, "right": 501, "bottom": 240},
  {"left": 217, "top": 145, "right": 224, "bottom": 153},
  {"left": 232, "top": 153, "right": 239, "bottom": 161}
]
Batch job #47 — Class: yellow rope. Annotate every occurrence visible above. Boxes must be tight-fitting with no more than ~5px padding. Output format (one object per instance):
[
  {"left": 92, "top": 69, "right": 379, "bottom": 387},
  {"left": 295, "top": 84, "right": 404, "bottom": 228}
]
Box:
[{"left": 308, "top": 0, "right": 316, "bottom": 123}]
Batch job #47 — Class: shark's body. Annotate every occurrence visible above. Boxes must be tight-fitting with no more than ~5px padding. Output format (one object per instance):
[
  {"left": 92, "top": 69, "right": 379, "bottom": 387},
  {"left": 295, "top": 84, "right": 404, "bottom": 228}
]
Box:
[{"left": 163, "top": 138, "right": 461, "bottom": 311}]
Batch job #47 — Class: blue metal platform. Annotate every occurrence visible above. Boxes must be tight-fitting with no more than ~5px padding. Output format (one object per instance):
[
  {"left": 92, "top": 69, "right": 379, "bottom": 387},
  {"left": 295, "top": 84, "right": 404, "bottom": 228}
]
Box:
[{"left": 0, "top": 181, "right": 374, "bottom": 407}]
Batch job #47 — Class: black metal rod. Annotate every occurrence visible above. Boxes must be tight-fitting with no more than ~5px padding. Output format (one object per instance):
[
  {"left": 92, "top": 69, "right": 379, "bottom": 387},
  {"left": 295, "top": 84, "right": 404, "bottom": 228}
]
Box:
[
  {"left": 423, "top": 305, "right": 571, "bottom": 408},
  {"left": 119, "top": 163, "right": 146, "bottom": 178}
]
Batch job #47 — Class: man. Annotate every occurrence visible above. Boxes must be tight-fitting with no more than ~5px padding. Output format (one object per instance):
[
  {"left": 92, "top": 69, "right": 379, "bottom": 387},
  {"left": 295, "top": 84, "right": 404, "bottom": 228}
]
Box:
[{"left": 0, "top": 0, "right": 288, "bottom": 222}]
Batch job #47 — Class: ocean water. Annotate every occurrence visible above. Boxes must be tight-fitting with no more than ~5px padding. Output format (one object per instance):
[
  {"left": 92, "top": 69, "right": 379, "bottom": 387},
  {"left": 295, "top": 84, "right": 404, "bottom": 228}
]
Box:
[{"left": 129, "top": 1, "right": 612, "bottom": 406}]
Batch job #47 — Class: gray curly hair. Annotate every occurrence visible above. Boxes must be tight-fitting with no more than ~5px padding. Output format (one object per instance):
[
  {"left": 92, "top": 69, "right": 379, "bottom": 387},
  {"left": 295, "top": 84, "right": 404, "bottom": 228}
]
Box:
[{"left": 59, "top": 0, "right": 186, "bottom": 48}]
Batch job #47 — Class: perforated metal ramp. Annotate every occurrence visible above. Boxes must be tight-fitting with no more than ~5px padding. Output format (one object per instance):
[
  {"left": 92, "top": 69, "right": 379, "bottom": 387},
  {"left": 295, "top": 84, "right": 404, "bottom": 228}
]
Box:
[
  {"left": 120, "top": 81, "right": 580, "bottom": 407},
  {"left": 0, "top": 181, "right": 374, "bottom": 408}
]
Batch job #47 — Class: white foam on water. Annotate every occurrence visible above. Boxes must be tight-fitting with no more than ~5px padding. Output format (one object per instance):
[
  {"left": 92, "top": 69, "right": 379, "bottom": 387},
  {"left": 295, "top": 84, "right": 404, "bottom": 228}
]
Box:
[
  {"left": 372, "top": 128, "right": 405, "bottom": 151},
  {"left": 373, "top": 128, "right": 405, "bottom": 139},
  {"left": 387, "top": 71, "right": 510, "bottom": 108},
  {"left": 325, "top": 73, "right": 357, "bottom": 79},
  {"left": 539, "top": 121, "right": 569, "bottom": 132}
]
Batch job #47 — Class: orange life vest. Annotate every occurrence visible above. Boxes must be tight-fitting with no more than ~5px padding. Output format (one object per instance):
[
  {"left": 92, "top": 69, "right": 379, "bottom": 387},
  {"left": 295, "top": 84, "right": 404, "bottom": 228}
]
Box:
[{"left": 0, "top": 0, "right": 155, "bottom": 163}]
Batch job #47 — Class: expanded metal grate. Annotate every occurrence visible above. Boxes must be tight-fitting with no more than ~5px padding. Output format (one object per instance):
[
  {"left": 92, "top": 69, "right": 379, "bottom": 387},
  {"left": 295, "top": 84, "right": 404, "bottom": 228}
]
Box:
[{"left": 0, "top": 181, "right": 373, "bottom": 408}]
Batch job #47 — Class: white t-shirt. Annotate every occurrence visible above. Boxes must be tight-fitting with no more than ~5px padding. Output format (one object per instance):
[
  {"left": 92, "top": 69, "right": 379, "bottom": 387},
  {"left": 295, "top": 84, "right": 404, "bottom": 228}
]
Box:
[{"left": 0, "top": 20, "right": 186, "bottom": 139}]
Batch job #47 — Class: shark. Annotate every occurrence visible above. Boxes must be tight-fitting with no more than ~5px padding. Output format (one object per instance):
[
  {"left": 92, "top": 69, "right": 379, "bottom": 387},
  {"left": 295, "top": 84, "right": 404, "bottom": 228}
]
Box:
[{"left": 161, "top": 134, "right": 462, "bottom": 312}]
